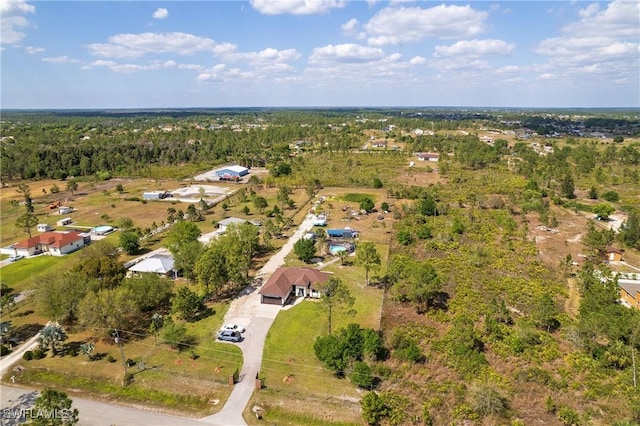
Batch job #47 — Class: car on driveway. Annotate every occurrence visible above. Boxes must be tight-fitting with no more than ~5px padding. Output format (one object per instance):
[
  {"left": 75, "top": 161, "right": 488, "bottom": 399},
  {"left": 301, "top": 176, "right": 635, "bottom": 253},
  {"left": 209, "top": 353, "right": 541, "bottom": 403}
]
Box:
[
  {"left": 217, "top": 330, "right": 242, "bottom": 342},
  {"left": 9, "top": 255, "right": 25, "bottom": 262},
  {"left": 220, "top": 324, "right": 245, "bottom": 333}
]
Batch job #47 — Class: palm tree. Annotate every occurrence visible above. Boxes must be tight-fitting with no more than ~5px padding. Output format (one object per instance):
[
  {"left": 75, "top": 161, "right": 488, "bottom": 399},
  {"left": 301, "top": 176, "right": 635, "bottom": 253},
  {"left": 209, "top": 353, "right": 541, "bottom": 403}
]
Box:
[
  {"left": 38, "top": 322, "right": 68, "bottom": 356},
  {"left": 79, "top": 342, "right": 95, "bottom": 360}
]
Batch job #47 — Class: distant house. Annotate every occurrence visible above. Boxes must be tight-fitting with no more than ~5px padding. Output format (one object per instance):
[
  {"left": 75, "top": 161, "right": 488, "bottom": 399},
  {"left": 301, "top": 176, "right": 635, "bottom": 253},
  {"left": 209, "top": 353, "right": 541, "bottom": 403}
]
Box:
[
  {"left": 37, "top": 224, "right": 53, "bottom": 232},
  {"left": 371, "top": 141, "right": 386, "bottom": 148},
  {"left": 605, "top": 247, "right": 623, "bottom": 262},
  {"left": 259, "top": 267, "right": 332, "bottom": 306},
  {"left": 217, "top": 217, "right": 260, "bottom": 233},
  {"left": 128, "top": 254, "right": 177, "bottom": 279},
  {"left": 56, "top": 217, "right": 73, "bottom": 227},
  {"left": 619, "top": 282, "right": 640, "bottom": 310},
  {"left": 416, "top": 152, "right": 439, "bottom": 162},
  {"left": 13, "top": 230, "right": 90, "bottom": 257},
  {"left": 215, "top": 165, "right": 249, "bottom": 179},
  {"left": 58, "top": 206, "right": 73, "bottom": 215}
]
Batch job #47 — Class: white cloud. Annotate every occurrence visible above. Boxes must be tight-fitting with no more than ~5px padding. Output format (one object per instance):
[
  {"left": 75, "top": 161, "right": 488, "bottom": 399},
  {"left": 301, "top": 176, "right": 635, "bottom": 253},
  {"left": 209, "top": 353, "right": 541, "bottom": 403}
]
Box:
[
  {"left": 577, "top": 3, "right": 600, "bottom": 18},
  {"left": 249, "top": 0, "right": 346, "bottom": 15},
  {"left": 534, "top": 0, "right": 639, "bottom": 83},
  {"left": 363, "top": 4, "right": 488, "bottom": 46},
  {"left": 341, "top": 18, "right": 359, "bottom": 34},
  {"left": 538, "top": 73, "right": 555, "bottom": 80},
  {"left": 87, "top": 32, "right": 228, "bottom": 59},
  {"left": 42, "top": 56, "right": 81, "bottom": 64},
  {"left": 152, "top": 8, "right": 169, "bottom": 19},
  {"left": 25, "top": 45, "right": 43, "bottom": 54},
  {"left": 309, "top": 43, "right": 385, "bottom": 64},
  {"left": 1, "top": 0, "right": 35, "bottom": 45},
  {"left": 434, "top": 39, "right": 515, "bottom": 57},
  {"left": 409, "top": 56, "right": 426, "bottom": 65}
]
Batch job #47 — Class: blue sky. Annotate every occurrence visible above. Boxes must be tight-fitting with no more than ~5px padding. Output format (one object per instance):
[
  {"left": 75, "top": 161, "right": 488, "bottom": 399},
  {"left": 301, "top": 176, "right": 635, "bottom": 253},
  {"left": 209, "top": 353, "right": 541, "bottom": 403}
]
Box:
[{"left": 2, "top": 0, "right": 639, "bottom": 108}]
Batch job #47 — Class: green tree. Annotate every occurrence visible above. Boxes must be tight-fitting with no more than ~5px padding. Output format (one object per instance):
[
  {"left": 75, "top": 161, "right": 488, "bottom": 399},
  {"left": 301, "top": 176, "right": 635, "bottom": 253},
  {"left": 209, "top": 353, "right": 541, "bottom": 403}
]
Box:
[
  {"left": 16, "top": 212, "right": 38, "bottom": 238},
  {"left": 360, "top": 197, "right": 375, "bottom": 213},
  {"left": 166, "top": 221, "right": 203, "bottom": 280},
  {"left": 118, "top": 230, "right": 140, "bottom": 255},
  {"left": 253, "top": 196, "right": 268, "bottom": 214},
  {"left": 121, "top": 274, "right": 172, "bottom": 311},
  {"left": 30, "top": 388, "right": 79, "bottom": 425},
  {"left": 194, "top": 243, "right": 229, "bottom": 297},
  {"left": 355, "top": 242, "right": 381, "bottom": 286},
  {"left": 36, "top": 271, "right": 88, "bottom": 322},
  {"left": 588, "top": 186, "right": 598, "bottom": 199},
  {"left": 37, "top": 322, "right": 68, "bottom": 356},
  {"left": 620, "top": 210, "right": 640, "bottom": 249},
  {"left": 117, "top": 217, "right": 134, "bottom": 231},
  {"left": 77, "top": 288, "right": 139, "bottom": 335},
  {"left": 294, "top": 238, "right": 317, "bottom": 263},
  {"left": 171, "top": 286, "right": 202, "bottom": 321},
  {"left": 316, "top": 277, "right": 355, "bottom": 335},
  {"left": 219, "top": 222, "right": 260, "bottom": 283},
  {"left": 601, "top": 191, "right": 619, "bottom": 202},
  {"left": 242, "top": 205, "right": 250, "bottom": 215},
  {"left": 532, "top": 293, "right": 561, "bottom": 332},
  {"left": 277, "top": 186, "right": 291, "bottom": 209},
  {"left": 593, "top": 203, "right": 615, "bottom": 220},
  {"left": 65, "top": 180, "right": 78, "bottom": 195},
  {"left": 148, "top": 313, "right": 164, "bottom": 345},
  {"left": 561, "top": 174, "right": 576, "bottom": 199},
  {"left": 418, "top": 195, "right": 438, "bottom": 216},
  {"left": 16, "top": 183, "right": 34, "bottom": 213},
  {"left": 396, "top": 261, "right": 441, "bottom": 313},
  {"left": 73, "top": 241, "right": 126, "bottom": 290},
  {"left": 372, "top": 177, "right": 383, "bottom": 188}
]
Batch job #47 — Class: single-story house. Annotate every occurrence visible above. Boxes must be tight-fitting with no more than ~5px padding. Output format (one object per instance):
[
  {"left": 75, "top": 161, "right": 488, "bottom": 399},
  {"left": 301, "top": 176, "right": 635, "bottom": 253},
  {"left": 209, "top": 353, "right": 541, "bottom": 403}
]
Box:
[
  {"left": 217, "top": 217, "right": 260, "bottom": 233},
  {"left": 128, "top": 254, "right": 177, "bottom": 279},
  {"left": 12, "top": 230, "right": 90, "bottom": 257},
  {"left": 215, "top": 165, "right": 249, "bottom": 178},
  {"left": 37, "top": 224, "right": 53, "bottom": 232},
  {"left": 417, "top": 152, "right": 439, "bottom": 162},
  {"left": 605, "top": 247, "right": 623, "bottom": 262},
  {"left": 57, "top": 217, "right": 73, "bottom": 226},
  {"left": 619, "top": 281, "right": 640, "bottom": 310},
  {"left": 259, "top": 267, "right": 332, "bottom": 306}
]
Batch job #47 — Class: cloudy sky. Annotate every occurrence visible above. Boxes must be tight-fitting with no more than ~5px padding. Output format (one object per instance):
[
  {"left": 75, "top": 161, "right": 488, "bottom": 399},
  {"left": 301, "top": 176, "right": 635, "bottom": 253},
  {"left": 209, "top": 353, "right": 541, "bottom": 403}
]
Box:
[{"left": 2, "top": 0, "right": 639, "bottom": 109}]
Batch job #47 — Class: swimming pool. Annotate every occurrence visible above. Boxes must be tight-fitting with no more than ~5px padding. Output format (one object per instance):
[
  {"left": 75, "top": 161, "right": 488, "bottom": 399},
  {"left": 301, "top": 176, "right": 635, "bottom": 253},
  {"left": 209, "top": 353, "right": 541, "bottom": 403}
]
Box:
[{"left": 92, "top": 225, "right": 114, "bottom": 235}]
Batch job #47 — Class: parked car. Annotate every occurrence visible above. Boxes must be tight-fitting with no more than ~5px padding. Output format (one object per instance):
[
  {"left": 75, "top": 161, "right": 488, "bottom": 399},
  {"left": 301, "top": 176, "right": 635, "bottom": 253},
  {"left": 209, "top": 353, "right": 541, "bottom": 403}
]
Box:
[
  {"left": 220, "top": 324, "right": 245, "bottom": 333},
  {"left": 9, "top": 255, "right": 24, "bottom": 262},
  {"left": 217, "top": 330, "right": 241, "bottom": 342}
]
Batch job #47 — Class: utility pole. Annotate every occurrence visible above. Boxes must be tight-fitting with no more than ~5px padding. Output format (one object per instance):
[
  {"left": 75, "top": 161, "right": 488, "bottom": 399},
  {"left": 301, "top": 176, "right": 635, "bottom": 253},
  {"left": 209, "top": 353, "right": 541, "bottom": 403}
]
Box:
[{"left": 113, "top": 330, "right": 128, "bottom": 385}]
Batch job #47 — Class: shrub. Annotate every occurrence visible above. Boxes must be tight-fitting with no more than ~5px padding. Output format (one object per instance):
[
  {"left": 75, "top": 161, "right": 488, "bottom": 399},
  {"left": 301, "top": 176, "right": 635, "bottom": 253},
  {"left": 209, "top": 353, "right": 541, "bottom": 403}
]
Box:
[
  {"left": 601, "top": 191, "right": 619, "bottom": 202},
  {"left": 126, "top": 358, "right": 136, "bottom": 367},
  {"left": 23, "top": 350, "right": 33, "bottom": 361},
  {"left": 33, "top": 348, "right": 46, "bottom": 359},
  {"left": 557, "top": 406, "right": 580, "bottom": 425},
  {"left": 469, "top": 383, "right": 509, "bottom": 417},
  {"left": 107, "top": 355, "right": 116, "bottom": 363},
  {"left": 0, "top": 345, "right": 10, "bottom": 356},
  {"left": 350, "top": 361, "right": 374, "bottom": 389}
]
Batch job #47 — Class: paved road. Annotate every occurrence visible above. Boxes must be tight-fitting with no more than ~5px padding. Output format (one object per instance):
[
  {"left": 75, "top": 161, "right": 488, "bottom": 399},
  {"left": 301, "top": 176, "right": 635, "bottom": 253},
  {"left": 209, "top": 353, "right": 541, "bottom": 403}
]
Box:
[{"left": 0, "top": 214, "right": 318, "bottom": 426}]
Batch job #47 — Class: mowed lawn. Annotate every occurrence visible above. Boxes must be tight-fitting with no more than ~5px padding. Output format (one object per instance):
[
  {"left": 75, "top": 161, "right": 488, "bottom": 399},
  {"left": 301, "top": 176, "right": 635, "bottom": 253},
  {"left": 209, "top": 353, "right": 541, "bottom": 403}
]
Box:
[{"left": 258, "top": 259, "right": 385, "bottom": 399}]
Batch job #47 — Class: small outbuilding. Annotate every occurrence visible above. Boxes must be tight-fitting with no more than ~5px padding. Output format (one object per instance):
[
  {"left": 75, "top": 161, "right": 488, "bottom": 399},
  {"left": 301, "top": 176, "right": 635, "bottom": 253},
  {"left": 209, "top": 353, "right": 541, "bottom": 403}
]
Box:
[
  {"left": 37, "top": 224, "right": 53, "bottom": 232},
  {"left": 58, "top": 206, "right": 73, "bottom": 214},
  {"left": 56, "top": 217, "right": 73, "bottom": 227}
]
